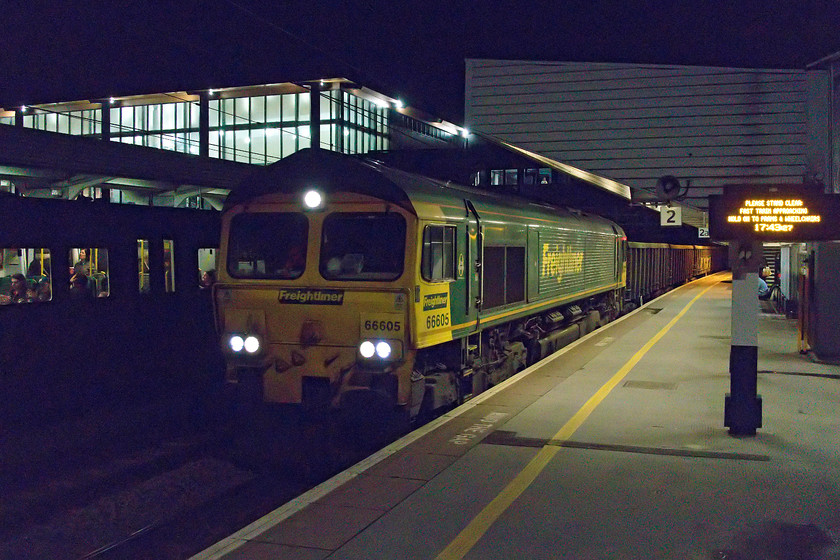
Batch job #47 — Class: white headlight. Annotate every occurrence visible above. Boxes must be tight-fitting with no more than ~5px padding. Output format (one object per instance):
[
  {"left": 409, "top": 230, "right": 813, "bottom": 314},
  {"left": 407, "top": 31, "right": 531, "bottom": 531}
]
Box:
[
  {"left": 244, "top": 336, "right": 260, "bottom": 354},
  {"left": 229, "top": 335, "right": 244, "bottom": 352},
  {"left": 359, "top": 340, "right": 376, "bottom": 358},
  {"left": 375, "top": 341, "right": 392, "bottom": 359},
  {"left": 303, "top": 190, "right": 322, "bottom": 209}
]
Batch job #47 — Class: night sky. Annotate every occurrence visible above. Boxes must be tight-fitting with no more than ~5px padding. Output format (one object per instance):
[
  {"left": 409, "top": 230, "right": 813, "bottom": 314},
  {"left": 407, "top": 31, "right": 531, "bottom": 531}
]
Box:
[{"left": 3, "top": 0, "right": 839, "bottom": 123}]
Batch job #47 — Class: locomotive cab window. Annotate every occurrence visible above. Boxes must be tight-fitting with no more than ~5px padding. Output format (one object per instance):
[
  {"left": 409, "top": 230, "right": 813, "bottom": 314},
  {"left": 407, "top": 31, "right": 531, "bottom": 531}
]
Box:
[
  {"left": 227, "top": 213, "right": 308, "bottom": 279},
  {"left": 421, "top": 225, "right": 456, "bottom": 282},
  {"left": 320, "top": 212, "right": 405, "bottom": 281}
]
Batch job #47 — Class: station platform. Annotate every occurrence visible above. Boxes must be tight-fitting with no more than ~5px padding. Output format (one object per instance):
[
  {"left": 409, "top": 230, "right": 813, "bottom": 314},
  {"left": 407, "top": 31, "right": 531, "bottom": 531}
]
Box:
[{"left": 193, "top": 272, "right": 840, "bottom": 560}]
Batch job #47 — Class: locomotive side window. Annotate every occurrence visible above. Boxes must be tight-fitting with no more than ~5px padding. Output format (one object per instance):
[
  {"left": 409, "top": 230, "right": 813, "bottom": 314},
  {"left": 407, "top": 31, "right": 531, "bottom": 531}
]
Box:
[
  {"left": 227, "top": 213, "right": 308, "bottom": 279},
  {"left": 421, "top": 225, "right": 456, "bottom": 282},
  {"left": 0, "top": 248, "right": 52, "bottom": 304},
  {"left": 506, "top": 246, "right": 526, "bottom": 303},
  {"left": 320, "top": 213, "right": 405, "bottom": 281},
  {"left": 69, "top": 247, "right": 110, "bottom": 299},
  {"left": 482, "top": 246, "right": 525, "bottom": 309},
  {"left": 483, "top": 246, "right": 505, "bottom": 308}
]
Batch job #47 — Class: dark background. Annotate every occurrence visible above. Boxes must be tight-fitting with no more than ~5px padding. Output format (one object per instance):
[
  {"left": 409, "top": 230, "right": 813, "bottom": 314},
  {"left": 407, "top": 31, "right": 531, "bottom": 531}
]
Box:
[{"left": 3, "top": 0, "right": 839, "bottom": 123}]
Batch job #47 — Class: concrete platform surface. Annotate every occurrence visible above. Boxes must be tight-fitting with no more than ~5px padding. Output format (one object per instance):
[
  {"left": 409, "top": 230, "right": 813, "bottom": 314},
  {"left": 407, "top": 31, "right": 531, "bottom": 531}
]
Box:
[{"left": 194, "top": 273, "right": 840, "bottom": 560}]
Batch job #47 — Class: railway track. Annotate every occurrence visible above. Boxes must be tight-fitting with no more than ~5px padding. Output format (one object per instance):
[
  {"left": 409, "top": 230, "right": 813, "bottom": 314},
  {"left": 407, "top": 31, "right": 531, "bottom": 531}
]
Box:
[{"left": 1, "top": 395, "right": 402, "bottom": 560}]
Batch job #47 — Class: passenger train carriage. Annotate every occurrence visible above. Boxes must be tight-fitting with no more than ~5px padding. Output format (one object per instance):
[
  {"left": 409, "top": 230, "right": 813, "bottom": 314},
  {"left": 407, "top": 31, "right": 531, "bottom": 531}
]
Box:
[{"left": 214, "top": 149, "right": 628, "bottom": 422}]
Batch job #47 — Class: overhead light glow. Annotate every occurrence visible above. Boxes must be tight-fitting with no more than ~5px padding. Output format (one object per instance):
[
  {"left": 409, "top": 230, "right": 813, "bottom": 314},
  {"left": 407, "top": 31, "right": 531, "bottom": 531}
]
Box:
[
  {"left": 303, "top": 189, "right": 323, "bottom": 209},
  {"left": 461, "top": 128, "right": 470, "bottom": 138},
  {"left": 109, "top": 97, "right": 116, "bottom": 105},
  {"left": 394, "top": 99, "right": 404, "bottom": 109}
]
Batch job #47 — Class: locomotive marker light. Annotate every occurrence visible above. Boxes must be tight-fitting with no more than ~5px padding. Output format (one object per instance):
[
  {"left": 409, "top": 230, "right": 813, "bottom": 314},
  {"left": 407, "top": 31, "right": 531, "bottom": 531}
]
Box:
[
  {"left": 303, "top": 189, "right": 323, "bottom": 210},
  {"left": 709, "top": 185, "right": 840, "bottom": 436}
]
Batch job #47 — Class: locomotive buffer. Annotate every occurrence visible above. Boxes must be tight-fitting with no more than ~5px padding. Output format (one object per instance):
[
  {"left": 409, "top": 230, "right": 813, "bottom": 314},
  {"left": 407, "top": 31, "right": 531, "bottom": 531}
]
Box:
[{"left": 709, "top": 184, "right": 840, "bottom": 436}]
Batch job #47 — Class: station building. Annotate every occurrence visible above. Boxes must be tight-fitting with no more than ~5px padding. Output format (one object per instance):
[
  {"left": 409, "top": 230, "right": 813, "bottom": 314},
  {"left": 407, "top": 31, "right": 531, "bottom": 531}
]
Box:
[
  {"left": 0, "top": 80, "right": 467, "bottom": 206},
  {"left": 463, "top": 53, "right": 840, "bottom": 359}
]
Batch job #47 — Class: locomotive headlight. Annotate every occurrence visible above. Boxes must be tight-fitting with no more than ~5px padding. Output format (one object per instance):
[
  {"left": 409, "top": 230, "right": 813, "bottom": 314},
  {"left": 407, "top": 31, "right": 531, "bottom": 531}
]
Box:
[
  {"left": 229, "top": 335, "right": 245, "bottom": 353},
  {"left": 375, "top": 341, "right": 392, "bottom": 359},
  {"left": 359, "top": 340, "right": 376, "bottom": 359},
  {"left": 244, "top": 335, "right": 261, "bottom": 354},
  {"left": 303, "top": 189, "right": 323, "bottom": 210},
  {"left": 358, "top": 340, "right": 399, "bottom": 361}
]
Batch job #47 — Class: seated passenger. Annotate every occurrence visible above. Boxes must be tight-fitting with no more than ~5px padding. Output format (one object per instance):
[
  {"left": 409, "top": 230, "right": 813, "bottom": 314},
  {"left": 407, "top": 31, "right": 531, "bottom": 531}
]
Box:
[
  {"left": 200, "top": 269, "right": 216, "bottom": 289},
  {"left": 757, "top": 267, "right": 771, "bottom": 300},
  {"left": 5, "top": 273, "right": 33, "bottom": 304},
  {"left": 69, "top": 273, "right": 93, "bottom": 300},
  {"left": 35, "top": 277, "right": 52, "bottom": 302},
  {"left": 282, "top": 245, "right": 305, "bottom": 275}
]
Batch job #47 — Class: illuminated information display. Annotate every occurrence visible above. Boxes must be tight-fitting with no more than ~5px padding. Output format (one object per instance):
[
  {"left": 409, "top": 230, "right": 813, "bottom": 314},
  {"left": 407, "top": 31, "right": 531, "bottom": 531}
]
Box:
[{"left": 709, "top": 187, "right": 840, "bottom": 241}]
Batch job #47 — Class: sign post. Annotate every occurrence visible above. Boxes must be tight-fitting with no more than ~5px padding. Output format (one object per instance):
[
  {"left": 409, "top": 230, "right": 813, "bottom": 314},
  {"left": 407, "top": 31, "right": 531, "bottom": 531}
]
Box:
[{"left": 709, "top": 185, "right": 840, "bottom": 437}]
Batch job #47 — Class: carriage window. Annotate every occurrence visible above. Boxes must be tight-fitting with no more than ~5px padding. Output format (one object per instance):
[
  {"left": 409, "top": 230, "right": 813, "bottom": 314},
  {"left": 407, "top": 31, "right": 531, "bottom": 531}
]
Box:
[
  {"left": 320, "top": 213, "right": 405, "bottom": 281},
  {"left": 69, "top": 247, "right": 110, "bottom": 299},
  {"left": 138, "top": 239, "right": 150, "bottom": 293},
  {"left": 198, "top": 247, "right": 216, "bottom": 289},
  {"left": 504, "top": 169, "right": 518, "bottom": 186},
  {"left": 538, "top": 168, "right": 552, "bottom": 184},
  {"left": 490, "top": 170, "right": 503, "bottom": 186},
  {"left": 227, "top": 213, "right": 308, "bottom": 279},
  {"left": 164, "top": 239, "right": 175, "bottom": 293},
  {"left": 0, "top": 248, "right": 52, "bottom": 305},
  {"left": 422, "top": 225, "right": 456, "bottom": 282}
]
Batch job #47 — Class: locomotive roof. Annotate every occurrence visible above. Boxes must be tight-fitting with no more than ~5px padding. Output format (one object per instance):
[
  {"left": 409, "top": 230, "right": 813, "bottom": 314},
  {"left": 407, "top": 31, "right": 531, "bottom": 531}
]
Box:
[{"left": 226, "top": 148, "right": 623, "bottom": 235}]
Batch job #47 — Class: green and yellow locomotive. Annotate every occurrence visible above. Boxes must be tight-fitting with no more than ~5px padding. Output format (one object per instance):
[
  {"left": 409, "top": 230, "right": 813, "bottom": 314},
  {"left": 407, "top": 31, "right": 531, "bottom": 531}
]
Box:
[{"left": 213, "top": 149, "right": 626, "bottom": 422}]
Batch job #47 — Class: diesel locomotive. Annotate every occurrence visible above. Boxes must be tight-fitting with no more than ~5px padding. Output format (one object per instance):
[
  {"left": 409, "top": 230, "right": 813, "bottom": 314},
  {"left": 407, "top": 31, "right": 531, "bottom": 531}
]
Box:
[{"left": 213, "top": 148, "right": 632, "bottom": 422}]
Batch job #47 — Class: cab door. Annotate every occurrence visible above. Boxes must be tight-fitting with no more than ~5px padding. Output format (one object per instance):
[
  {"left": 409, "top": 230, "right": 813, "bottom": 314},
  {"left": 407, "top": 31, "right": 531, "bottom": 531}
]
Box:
[{"left": 465, "top": 200, "right": 482, "bottom": 332}]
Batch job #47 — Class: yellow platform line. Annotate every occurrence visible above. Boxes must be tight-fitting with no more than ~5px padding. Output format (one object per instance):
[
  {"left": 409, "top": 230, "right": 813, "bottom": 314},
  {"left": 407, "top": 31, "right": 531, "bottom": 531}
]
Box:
[{"left": 434, "top": 278, "right": 721, "bottom": 560}]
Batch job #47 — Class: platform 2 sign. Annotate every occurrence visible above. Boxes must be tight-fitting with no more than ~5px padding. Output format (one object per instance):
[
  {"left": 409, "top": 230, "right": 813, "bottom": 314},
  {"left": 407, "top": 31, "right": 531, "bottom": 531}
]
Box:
[{"left": 708, "top": 188, "right": 840, "bottom": 241}]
